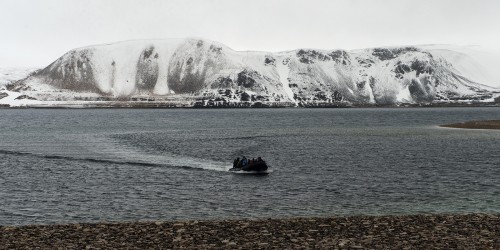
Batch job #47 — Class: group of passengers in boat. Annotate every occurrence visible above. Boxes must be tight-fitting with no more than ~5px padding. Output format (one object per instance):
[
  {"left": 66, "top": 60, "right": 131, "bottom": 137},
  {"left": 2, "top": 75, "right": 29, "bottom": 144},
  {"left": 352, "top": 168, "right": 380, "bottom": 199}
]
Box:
[{"left": 232, "top": 156, "right": 264, "bottom": 168}]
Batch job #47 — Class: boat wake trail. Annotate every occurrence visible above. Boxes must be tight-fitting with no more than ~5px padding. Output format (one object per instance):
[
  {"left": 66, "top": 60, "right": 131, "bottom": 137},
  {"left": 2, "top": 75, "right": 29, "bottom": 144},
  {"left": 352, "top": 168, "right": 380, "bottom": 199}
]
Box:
[
  {"left": 0, "top": 148, "right": 230, "bottom": 171},
  {"left": 0, "top": 134, "right": 231, "bottom": 172}
]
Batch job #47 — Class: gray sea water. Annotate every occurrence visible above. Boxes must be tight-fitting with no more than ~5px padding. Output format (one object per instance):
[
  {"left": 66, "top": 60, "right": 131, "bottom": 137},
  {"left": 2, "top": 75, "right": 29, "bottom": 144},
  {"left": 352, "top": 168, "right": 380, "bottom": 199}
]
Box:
[{"left": 0, "top": 108, "right": 499, "bottom": 225}]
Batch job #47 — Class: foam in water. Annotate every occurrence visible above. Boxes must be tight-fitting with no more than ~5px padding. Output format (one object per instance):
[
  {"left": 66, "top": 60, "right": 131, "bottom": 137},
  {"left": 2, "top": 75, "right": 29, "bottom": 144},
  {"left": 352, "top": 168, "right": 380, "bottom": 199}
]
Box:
[{"left": 88, "top": 135, "right": 232, "bottom": 171}]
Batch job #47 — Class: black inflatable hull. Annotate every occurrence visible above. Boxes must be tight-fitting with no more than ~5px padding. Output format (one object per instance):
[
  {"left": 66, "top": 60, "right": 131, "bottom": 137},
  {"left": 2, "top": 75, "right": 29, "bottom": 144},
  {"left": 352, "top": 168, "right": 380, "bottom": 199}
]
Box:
[{"left": 229, "top": 161, "right": 269, "bottom": 173}]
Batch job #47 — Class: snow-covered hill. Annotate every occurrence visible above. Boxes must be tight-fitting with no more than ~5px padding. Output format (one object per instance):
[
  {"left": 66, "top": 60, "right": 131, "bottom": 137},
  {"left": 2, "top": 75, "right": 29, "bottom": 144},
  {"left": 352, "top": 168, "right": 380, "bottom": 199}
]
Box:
[{"left": 3, "top": 38, "right": 500, "bottom": 107}]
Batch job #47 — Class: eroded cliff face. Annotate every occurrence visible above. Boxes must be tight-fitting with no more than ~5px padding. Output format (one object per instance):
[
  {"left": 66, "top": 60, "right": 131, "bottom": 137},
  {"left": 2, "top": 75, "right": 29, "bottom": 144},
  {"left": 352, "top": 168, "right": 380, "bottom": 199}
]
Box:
[{"left": 11, "top": 38, "right": 498, "bottom": 106}]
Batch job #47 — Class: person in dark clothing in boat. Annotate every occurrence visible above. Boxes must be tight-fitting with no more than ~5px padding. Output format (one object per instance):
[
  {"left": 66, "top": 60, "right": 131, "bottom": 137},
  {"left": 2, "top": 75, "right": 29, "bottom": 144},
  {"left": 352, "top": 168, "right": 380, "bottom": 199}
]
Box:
[
  {"left": 237, "top": 157, "right": 243, "bottom": 168},
  {"left": 241, "top": 157, "right": 248, "bottom": 167},
  {"left": 257, "top": 157, "right": 263, "bottom": 162},
  {"left": 233, "top": 157, "right": 240, "bottom": 168}
]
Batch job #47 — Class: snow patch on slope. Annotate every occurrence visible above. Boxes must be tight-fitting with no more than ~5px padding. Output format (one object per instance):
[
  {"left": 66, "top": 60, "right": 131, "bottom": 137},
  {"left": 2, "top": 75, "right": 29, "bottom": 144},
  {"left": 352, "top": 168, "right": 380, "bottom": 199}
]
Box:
[{"left": 275, "top": 56, "right": 296, "bottom": 103}]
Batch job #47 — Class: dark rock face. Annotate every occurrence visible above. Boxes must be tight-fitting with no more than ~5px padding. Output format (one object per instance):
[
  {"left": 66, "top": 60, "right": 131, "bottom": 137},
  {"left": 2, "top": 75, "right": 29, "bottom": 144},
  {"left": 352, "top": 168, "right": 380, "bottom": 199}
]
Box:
[
  {"left": 368, "top": 77, "right": 376, "bottom": 91},
  {"left": 333, "top": 91, "right": 343, "bottom": 102},
  {"left": 372, "top": 48, "right": 397, "bottom": 60},
  {"left": 357, "top": 58, "right": 374, "bottom": 68},
  {"left": 14, "top": 95, "right": 37, "bottom": 100},
  {"left": 167, "top": 40, "right": 226, "bottom": 94},
  {"left": 237, "top": 70, "right": 258, "bottom": 88},
  {"left": 409, "top": 78, "right": 434, "bottom": 101},
  {"left": 410, "top": 60, "right": 434, "bottom": 77},
  {"left": 394, "top": 63, "right": 412, "bottom": 79},
  {"left": 372, "top": 47, "right": 420, "bottom": 61},
  {"left": 168, "top": 62, "right": 207, "bottom": 93},
  {"left": 264, "top": 56, "right": 276, "bottom": 66},
  {"left": 213, "top": 76, "right": 234, "bottom": 89},
  {"left": 209, "top": 45, "right": 222, "bottom": 54},
  {"left": 329, "top": 50, "right": 351, "bottom": 65},
  {"left": 0, "top": 92, "right": 7, "bottom": 100},
  {"left": 135, "top": 46, "right": 159, "bottom": 91},
  {"left": 240, "top": 91, "right": 250, "bottom": 101},
  {"left": 297, "top": 49, "right": 330, "bottom": 64},
  {"left": 394, "top": 58, "right": 434, "bottom": 79},
  {"left": 296, "top": 49, "right": 351, "bottom": 65},
  {"left": 36, "top": 50, "right": 101, "bottom": 93},
  {"left": 357, "top": 81, "right": 366, "bottom": 89}
]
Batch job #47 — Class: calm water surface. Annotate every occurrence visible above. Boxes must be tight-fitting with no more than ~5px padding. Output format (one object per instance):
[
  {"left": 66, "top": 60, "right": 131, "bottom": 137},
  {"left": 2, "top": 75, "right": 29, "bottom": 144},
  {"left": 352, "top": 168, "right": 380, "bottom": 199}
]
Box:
[{"left": 0, "top": 108, "right": 499, "bottom": 225}]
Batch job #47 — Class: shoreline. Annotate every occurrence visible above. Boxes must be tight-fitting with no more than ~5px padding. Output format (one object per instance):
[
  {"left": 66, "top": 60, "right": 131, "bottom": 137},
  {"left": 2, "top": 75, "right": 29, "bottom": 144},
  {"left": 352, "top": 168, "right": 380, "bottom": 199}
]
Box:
[
  {"left": 1, "top": 103, "right": 499, "bottom": 109},
  {"left": 1, "top": 214, "right": 499, "bottom": 248},
  {"left": 440, "top": 120, "right": 500, "bottom": 130}
]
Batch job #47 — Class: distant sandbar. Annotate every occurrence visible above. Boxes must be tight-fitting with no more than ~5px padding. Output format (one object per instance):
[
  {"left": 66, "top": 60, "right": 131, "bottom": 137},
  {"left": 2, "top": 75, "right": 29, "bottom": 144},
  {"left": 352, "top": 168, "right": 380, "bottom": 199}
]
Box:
[{"left": 440, "top": 120, "right": 500, "bottom": 130}]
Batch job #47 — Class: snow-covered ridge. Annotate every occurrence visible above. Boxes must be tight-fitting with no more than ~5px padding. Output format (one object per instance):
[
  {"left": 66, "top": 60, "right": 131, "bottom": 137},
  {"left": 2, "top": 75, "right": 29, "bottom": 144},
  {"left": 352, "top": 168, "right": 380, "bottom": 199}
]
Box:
[{"left": 5, "top": 38, "right": 500, "bottom": 107}]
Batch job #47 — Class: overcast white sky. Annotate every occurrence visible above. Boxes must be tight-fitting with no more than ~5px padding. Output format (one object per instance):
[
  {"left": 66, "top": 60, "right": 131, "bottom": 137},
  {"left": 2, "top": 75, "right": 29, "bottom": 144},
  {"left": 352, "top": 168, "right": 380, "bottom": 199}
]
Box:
[{"left": 1, "top": 0, "right": 499, "bottom": 67}]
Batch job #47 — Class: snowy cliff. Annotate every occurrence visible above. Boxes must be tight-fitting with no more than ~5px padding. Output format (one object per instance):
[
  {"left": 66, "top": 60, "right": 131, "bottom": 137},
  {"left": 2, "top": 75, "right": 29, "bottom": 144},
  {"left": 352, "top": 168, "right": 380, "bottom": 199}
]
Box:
[{"left": 4, "top": 38, "right": 500, "bottom": 107}]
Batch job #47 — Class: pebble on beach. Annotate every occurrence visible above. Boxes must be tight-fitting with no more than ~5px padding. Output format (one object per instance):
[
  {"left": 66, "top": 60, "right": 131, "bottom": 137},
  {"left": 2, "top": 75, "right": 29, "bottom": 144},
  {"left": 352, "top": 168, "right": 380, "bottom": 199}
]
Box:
[{"left": 1, "top": 214, "right": 499, "bottom": 249}]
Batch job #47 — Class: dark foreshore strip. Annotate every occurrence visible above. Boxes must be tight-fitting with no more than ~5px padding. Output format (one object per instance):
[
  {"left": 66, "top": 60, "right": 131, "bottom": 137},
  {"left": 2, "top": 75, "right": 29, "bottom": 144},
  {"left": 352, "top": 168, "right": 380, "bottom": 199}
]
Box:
[
  {"left": 440, "top": 120, "right": 500, "bottom": 130},
  {"left": 1, "top": 214, "right": 499, "bottom": 249}
]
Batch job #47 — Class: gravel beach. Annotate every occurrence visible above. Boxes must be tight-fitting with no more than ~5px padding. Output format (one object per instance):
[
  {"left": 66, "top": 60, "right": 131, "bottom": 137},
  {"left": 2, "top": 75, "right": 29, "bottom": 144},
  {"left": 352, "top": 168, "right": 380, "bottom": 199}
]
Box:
[
  {"left": 440, "top": 120, "right": 500, "bottom": 130},
  {"left": 1, "top": 214, "right": 499, "bottom": 249}
]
